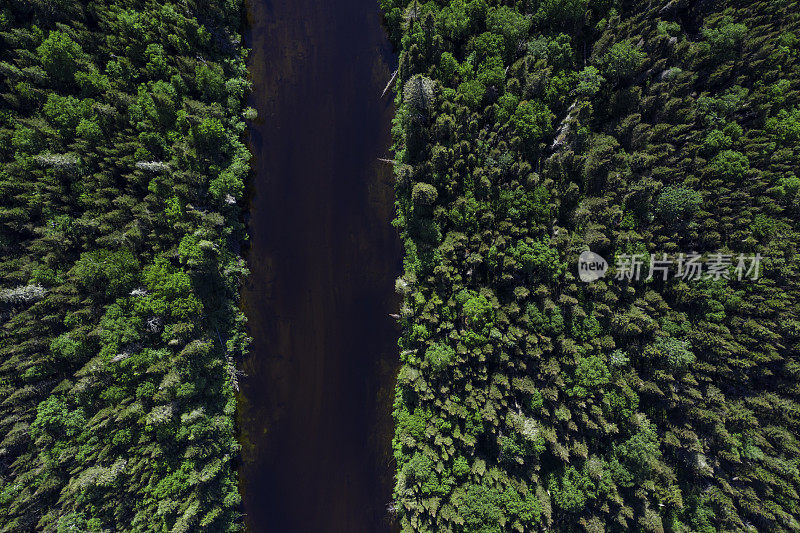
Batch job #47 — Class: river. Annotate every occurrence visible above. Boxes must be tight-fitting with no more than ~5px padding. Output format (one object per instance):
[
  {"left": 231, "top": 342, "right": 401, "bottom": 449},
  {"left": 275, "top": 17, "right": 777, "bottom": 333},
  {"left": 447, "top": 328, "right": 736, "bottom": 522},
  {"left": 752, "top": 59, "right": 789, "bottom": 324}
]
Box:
[{"left": 237, "top": 0, "right": 401, "bottom": 531}]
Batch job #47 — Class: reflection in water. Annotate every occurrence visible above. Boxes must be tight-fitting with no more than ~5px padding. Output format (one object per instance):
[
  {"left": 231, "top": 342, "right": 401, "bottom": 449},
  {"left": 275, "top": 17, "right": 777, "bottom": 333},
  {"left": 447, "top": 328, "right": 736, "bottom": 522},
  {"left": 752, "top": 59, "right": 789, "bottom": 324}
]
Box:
[{"left": 238, "top": 0, "right": 401, "bottom": 531}]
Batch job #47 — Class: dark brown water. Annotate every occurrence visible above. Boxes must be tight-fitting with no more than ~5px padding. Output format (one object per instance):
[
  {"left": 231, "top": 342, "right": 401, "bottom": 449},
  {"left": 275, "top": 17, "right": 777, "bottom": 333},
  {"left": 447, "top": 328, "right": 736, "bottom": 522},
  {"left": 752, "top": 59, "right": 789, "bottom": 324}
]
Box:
[{"left": 238, "top": 0, "right": 401, "bottom": 531}]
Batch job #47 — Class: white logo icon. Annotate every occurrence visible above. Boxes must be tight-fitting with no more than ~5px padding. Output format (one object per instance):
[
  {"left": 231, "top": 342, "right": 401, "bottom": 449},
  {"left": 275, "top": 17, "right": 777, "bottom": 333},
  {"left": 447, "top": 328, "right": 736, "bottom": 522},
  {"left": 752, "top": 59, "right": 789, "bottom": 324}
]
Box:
[{"left": 578, "top": 251, "right": 608, "bottom": 282}]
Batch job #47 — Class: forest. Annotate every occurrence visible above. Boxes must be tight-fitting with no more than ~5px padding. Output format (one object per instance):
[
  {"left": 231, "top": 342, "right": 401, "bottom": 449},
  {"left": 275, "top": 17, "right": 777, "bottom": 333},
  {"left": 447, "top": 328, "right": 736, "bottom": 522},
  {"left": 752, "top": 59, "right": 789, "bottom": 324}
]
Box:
[
  {"left": 3, "top": 0, "right": 800, "bottom": 531},
  {"left": 0, "top": 0, "right": 250, "bottom": 531},
  {"left": 380, "top": 0, "right": 800, "bottom": 531}
]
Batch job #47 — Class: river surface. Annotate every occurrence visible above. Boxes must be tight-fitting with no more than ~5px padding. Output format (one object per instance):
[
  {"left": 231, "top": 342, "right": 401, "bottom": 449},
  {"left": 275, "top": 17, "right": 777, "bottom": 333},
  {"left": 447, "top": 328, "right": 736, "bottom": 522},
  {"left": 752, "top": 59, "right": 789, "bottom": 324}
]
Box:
[{"left": 238, "top": 0, "right": 401, "bottom": 531}]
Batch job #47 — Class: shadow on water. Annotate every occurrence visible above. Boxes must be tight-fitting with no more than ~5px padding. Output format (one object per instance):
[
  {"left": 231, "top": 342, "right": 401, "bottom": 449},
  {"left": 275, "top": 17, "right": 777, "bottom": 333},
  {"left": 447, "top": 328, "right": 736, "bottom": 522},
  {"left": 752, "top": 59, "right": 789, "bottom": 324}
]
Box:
[{"left": 237, "top": 0, "right": 402, "bottom": 531}]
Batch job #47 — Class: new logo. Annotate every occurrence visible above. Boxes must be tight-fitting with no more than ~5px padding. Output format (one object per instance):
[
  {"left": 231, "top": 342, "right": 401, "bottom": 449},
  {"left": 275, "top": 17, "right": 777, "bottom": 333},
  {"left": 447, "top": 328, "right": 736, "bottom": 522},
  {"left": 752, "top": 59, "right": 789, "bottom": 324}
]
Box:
[{"left": 578, "top": 251, "right": 608, "bottom": 282}]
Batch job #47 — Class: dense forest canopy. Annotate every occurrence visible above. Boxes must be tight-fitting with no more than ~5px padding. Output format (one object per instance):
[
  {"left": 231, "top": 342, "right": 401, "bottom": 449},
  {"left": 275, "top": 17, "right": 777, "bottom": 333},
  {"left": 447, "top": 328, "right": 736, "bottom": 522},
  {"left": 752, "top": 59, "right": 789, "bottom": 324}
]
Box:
[
  {"left": 0, "top": 1, "right": 250, "bottom": 531},
  {"left": 3, "top": 0, "right": 800, "bottom": 531},
  {"left": 381, "top": 0, "right": 800, "bottom": 531}
]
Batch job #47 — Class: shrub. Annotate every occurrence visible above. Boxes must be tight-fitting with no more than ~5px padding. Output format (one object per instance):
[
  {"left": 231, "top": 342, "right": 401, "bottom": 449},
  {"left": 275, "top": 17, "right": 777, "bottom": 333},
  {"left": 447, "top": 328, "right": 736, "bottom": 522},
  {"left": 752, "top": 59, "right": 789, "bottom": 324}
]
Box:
[
  {"left": 439, "top": 52, "right": 459, "bottom": 83},
  {"left": 496, "top": 92, "right": 519, "bottom": 123},
  {"left": 487, "top": 5, "right": 531, "bottom": 59},
  {"left": 195, "top": 63, "right": 225, "bottom": 101},
  {"left": 655, "top": 186, "right": 702, "bottom": 221},
  {"left": 549, "top": 466, "right": 591, "bottom": 512},
  {"left": 425, "top": 342, "right": 455, "bottom": 372},
  {"left": 657, "top": 20, "right": 681, "bottom": 37},
  {"left": 527, "top": 33, "right": 575, "bottom": 70},
  {"left": 571, "top": 355, "right": 611, "bottom": 397},
  {"left": 37, "top": 31, "right": 84, "bottom": 83},
  {"left": 42, "top": 93, "right": 82, "bottom": 132},
  {"left": 457, "top": 79, "right": 486, "bottom": 109},
  {"left": 194, "top": 117, "right": 226, "bottom": 150},
  {"left": 766, "top": 107, "right": 800, "bottom": 145},
  {"left": 71, "top": 249, "right": 140, "bottom": 298},
  {"left": 411, "top": 182, "right": 438, "bottom": 207},
  {"left": 454, "top": 483, "right": 504, "bottom": 533},
  {"left": 652, "top": 336, "right": 695, "bottom": 369},
  {"left": 477, "top": 56, "right": 505, "bottom": 87},
  {"left": 534, "top": 0, "right": 589, "bottom": 28},
  {"left": 702, "top": 16, "right": 747, "bottom": 60},
  {"left": 615, "top": 417, "right": 662, "bottom": 475},
  {"left": 576, "top": 66, "right": 605, "bottom": 96},
  {"left": 697, "top": 85, "right": 748, "bottom": 127},
  {"left": 510, "top": 100, "right": 553, "bottom": 148},
  {"left": 707, "top": 149, "right": 750, "bottom": 180},
  {"left": 76, "top": 118, "right": 103, "bottom": 142},
  {"left": 597, "top": 41, "right": 646, "bottom": 81}
]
